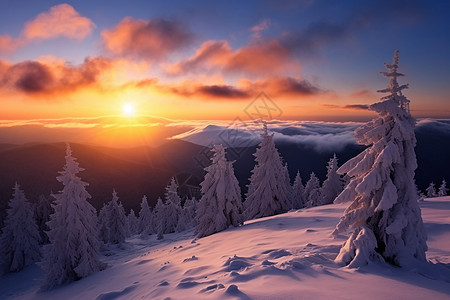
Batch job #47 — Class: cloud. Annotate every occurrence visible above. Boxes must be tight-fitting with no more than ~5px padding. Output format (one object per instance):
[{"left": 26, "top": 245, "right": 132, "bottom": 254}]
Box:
[
  {"left": 251, "top": 19, "right": 271, "bottom": 39},
  {"left": 166, "top": 39, "right": 297, "bottom": 77},
  {"left": 102, "top": 17, "right": 194, "bottom": 60},
  {"left": 0, "top": 57, "right": 114, "bottom": 95},
  {"left": 245, "top": 77, "right": 323, "bottom": 96},
  {"left": 171, "top": 119, "right": 361, "bottom": 152},
  {"left": 321, "top": 104, "right": 369, "bottom": 111},
  {"left": 23, "top": 4, "right": 95, "bottom": 40},
  {"left": 0, "top": 35, "right": 24, "bottom": 53},
  {"left": 197, "top": 85, "right": 250, "bottom": 99},
  {"left": 0, "top": 4, "right": 94, "bottom": 53}
]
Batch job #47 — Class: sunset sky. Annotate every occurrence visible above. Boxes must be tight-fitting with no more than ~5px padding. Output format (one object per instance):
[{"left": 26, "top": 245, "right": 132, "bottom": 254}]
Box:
[{"left": 1, "top": 0, "right": 449, "bottom": 129}]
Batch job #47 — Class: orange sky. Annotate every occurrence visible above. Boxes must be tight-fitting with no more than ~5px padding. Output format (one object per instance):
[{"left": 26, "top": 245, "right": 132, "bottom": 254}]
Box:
[{"left": 1, "top": 2, "right": 449, "bottom": 124}]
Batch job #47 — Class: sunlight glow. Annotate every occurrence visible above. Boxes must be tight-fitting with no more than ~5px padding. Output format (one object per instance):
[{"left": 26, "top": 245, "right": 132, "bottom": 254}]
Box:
[{"left": 123, "top": 103, "right": 135, "bottom": 117}]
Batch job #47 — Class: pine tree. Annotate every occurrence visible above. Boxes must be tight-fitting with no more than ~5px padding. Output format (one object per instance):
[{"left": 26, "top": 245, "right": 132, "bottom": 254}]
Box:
[
  {"left": 176, "top": 206, "right": 190, "bottom": 233},
  {"left": 292, "top": 171, "right": 306, "bottom": 209},
  {"left": 164, "top": 178, "right": 182, "bottom": 234},
  {"left": 138, "top": 196, "right": 153, "bottom": 237},
  {"left": 196, "top": 145, "right": 243, "bottom": 238},
  {"left": 34, "top": 194, "right": 53, "bottom": 244},
  {"left": 183, "top": 197, "right": 198, "bottom": 228},
  {"left": 320, "top": 154, "right": 344, "bottom": 205},
  {"left": 332, "top": 51, "right": 427, "bottom": 268},
  {"left": 165, "top": 178, "right": 182, "bottom": 207},
  {"left": 0, "top": 183, "right": 41, "bottom": 273},
  {"left": 128, "top": 209, "right": 139, "bottom": 235},
  {"left": 98, "top": 204, "right": 110, "bottom": 244},
  {"left": 304, "top": 172, "right": 321, "bottom": 207},
  {"left": 425, "top": 182, "right": 436, "bottom": 198},
  {"left": 153, "top": 197, "right": 165, "bottom": 240},
  {"left": 244, "top": 122, "right": 292, "bottom": 220},
  {"left": 105, "top": 190, "right": 127, "bottom": 245},
  {"left": 438, "top": 179, "right": 448, "bottom": 197},
  {"left": 41, "top": 144, "right": 103, "bottom": 289}
]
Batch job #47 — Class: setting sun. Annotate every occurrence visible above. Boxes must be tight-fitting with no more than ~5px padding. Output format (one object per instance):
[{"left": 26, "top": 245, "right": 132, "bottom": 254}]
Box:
[{"left": 123, "top": 103, "right": 135, "bottom": 117}]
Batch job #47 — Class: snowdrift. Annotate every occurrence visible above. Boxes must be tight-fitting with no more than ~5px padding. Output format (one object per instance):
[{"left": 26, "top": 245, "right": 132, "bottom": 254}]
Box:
[{"left": 1, "top": 198, "right": 449, "bottom": 299}]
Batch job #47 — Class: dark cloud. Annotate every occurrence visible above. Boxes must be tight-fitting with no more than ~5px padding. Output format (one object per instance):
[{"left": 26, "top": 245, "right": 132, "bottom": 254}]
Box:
[
  {"left": 278, "top": 0, "right": 426, "bottom": 58},
  {"left": 0, "top": 57, "right": 113, "bottom": 95},
  {"left": 8, "top": 61, "right": 54, "bottom": 93},
  {"left": 322, "top": 104, "right": 369, "bottom": 111},
  {"left": 343, "top": 104, "right": 369, "bottom": 110},
  {"left": 102, "top": 17, "right": 194, "bottom": 60},
  {"left": 250, "top": 77, "right": 323, "bottom": 96},
  {"left": 198, "top": 85, "right": 250, "bottom": 99}
]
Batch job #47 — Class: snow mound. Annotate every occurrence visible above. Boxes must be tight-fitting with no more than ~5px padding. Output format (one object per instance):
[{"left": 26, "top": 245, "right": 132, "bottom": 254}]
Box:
[{"left": 1, "top": 199, "right": 449, "bottom": 299}]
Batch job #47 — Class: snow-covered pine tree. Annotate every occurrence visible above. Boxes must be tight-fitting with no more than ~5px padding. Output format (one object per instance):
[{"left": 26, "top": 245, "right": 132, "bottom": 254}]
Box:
[
  {"left": 153, "top": 197, "right": 165, "bottom": 240},
  {"left": 105, "top": 190, "right": 127, "bottom": 245},
  {"left": 176, "top": 206, "right": 190, "bottom": 233},
  {"left": 138, "top": 195, "right": 153, "bottom": 237},
  {"left": 164, "top": 178, "right": 182, "bottom": 234},
  {"left": 164, "top": 200, "right": 179, "bottom": 234},
  {"left": 41, "top": 144, "right": 103, "bottom": 289},
  {"left": 165, "top": 178, "right": 182, "bottom": 207},
  {"left": 0, "top": 183, "right": 41, "bottom": 273},
  {"left": 425, "top": 182, "right": 436, "bottom": 198},
  {"left": 127, "top": 209, "right": 139, "bottom": 236},
  {"left": 320, "top": 154, "right": 344, "bottom": 205},
  {"left": 184, "top": 196, "right": 198, "bottom": 228},
  {"left": 98, "top": 204, "right": 110, "bottom": 244},
  {"left": 438, "top": 179, "right": 448, "bottom": 197},
  {"left": 196, "top": 144, "right": 243, "bottom": 238},
  {"left": 304, "top": 172, "right": 321, "bottom": 207},
  {"left": 34, "top": 194, "right": 53, "bottom": 244},
  {"left": 244, "top": 122, "right": 292, "bottom": 220},
  {"left": 292, "top": 171, "right": 306, "bottom": 209},
  {"left": 332, "top": 50, "right": 427, "bottom": 268},
  {"left": 282, "top": 164, "right": 294, "bottom": 209}
]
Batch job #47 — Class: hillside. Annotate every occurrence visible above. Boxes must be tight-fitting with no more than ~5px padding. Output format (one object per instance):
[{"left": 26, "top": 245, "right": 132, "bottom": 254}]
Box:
[{"left": 1, "top": 198, "right": 449, "bottom": 299}]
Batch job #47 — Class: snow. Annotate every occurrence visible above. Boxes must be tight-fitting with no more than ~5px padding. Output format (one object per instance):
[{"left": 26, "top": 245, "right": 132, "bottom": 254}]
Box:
[{"left": 1, "top": 198, "right": 449, "bottom": 299}]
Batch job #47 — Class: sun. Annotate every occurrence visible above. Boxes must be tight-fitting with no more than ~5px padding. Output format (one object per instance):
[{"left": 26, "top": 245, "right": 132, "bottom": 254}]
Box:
[{"left": 122, "top": 103, "right": 135, "bottom": 117}]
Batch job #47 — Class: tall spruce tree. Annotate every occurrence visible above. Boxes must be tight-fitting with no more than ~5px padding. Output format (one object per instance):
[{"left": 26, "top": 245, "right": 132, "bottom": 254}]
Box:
[
  {"left": 196, "top": 145, "right": 243, "bottom": 238},
  {"left": 438, "top": 179, "right": 448, "bottom": 197},
  {"left": 304, "top": 172, "right": 321, "bottom": 207},
  {"left": 138, "top": 195, "right": 153, "bottom": 237},
  {"left": 0, "top": 183, "right": 41, "bottom": 273},
  {"left": 332, "top": 51, "right": 427, "bottom": 267},
  {"left": 292, "top": 171, "right": 306, "bottom": 209},
  {"left": 41, "top": 144, "right": 103, "bottom": 289},
  {"left": 320, "top": 154, "right": 344, "bottom": 205},
  {"left": 34, "top": 194, "right": 53, "bottom": 244},
  {"left": 128, "top": 209, "right": 139, "bottom": 235},
  {"left": 105, "top": 190, "right": 127, "bottom": 245},
  {"left": 244, "top": 122, "right": 292, "bottom": 220}
]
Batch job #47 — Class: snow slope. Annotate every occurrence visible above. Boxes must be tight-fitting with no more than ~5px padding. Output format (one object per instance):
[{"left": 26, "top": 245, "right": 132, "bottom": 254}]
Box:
[{"left": 1, "top": 198, "right": 449, "bottom": 299}]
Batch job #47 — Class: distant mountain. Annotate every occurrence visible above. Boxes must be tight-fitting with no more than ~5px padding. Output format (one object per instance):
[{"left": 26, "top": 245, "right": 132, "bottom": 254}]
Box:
[{"left": 1, "top": 122, "right": 449, "bottom": 227}]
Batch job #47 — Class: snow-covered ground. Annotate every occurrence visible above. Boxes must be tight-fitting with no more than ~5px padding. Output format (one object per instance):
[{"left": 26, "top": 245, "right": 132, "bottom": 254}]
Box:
[{"left": 1, "top": 198, "right": 449, "bottom": 300}]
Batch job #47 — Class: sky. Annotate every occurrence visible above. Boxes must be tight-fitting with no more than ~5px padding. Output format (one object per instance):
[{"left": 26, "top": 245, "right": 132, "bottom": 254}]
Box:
[{"left": 0, "top": 0, "right": 449, "bottom": 144}]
